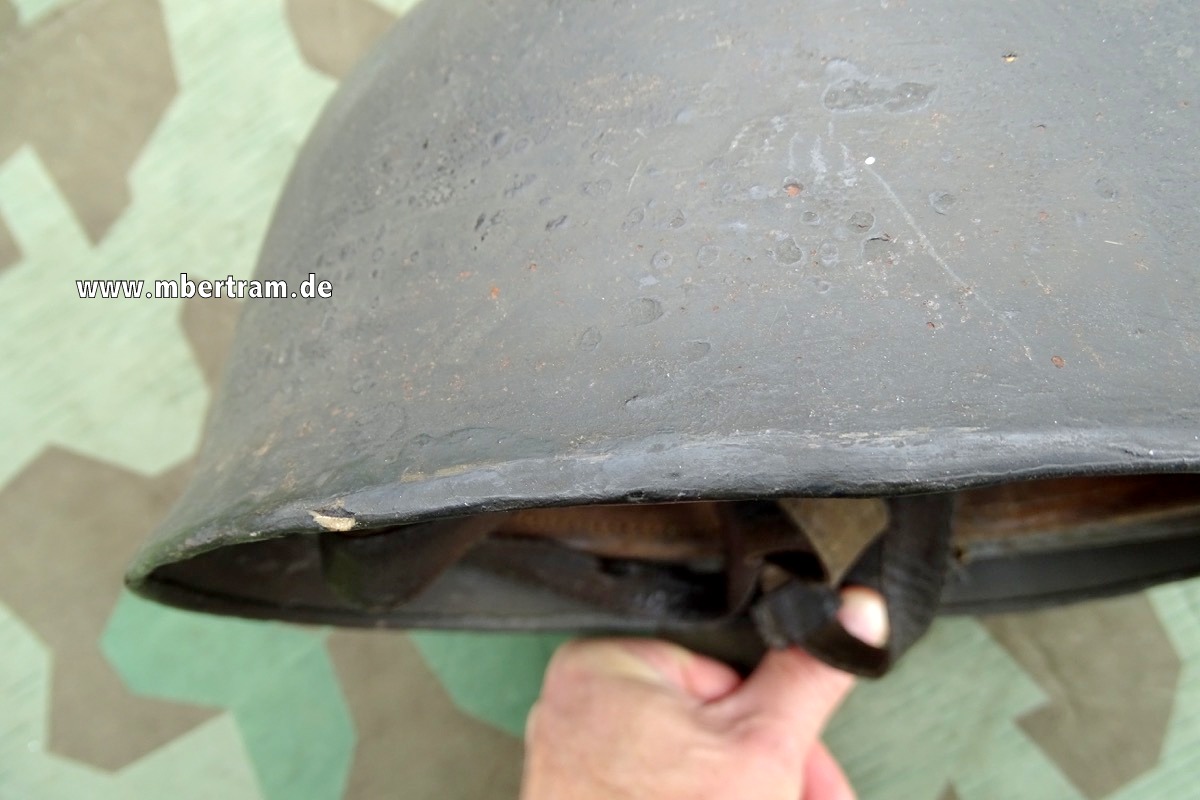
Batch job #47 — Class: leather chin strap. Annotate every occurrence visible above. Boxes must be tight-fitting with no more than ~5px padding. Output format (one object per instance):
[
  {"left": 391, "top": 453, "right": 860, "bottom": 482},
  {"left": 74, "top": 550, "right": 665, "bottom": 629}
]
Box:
[
  {"left": 319, "top": 494, "right": 955, "bottom": 678},
  {"left": 751, "top": 494, "right": 956, "bottom": 678}
]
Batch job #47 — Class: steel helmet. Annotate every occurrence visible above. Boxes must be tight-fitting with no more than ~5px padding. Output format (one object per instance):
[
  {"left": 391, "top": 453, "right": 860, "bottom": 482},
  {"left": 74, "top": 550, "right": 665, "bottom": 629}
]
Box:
[{"left": 127, "top": 0, "right": 1200, "bottom": 676}]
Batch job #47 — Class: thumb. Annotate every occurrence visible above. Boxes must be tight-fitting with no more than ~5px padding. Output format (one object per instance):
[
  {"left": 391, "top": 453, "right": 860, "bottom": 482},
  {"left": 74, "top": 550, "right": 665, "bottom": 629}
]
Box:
[
  {"left": 714, "top": 587, "right": 889, "bottom": 744},
  {"left": 541, "top": 638, "right": 743, "bottom": 702}
]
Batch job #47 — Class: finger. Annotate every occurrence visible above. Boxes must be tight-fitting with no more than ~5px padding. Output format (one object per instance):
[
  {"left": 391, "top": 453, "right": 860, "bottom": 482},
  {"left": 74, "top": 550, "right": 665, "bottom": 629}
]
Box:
[
  {"left": 613, "top": 638, "right": 743, "bottom": 700},
  {"left": 837, "top": 586, "right": 890, "bottom": 648},
  {"left": 803, "top": 740, "right": 856, "bottom": 800},
  {"left": 722, "top": 645, "right": 855, "bottom": 743},
  {"left": 522, "top": 699, "right": 542, "bottom": 744},
  {"left": 716, "top": 588, "right": 888, "bottom": 742},
  {"left": 545, "top": 638, "right": 742, "bottom": 701}
]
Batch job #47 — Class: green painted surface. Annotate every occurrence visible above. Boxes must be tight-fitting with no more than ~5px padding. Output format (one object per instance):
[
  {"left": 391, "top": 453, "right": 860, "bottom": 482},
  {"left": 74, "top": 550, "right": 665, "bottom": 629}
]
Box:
[
  {"left": 103, "top": 594, "right": 354, "bottom": 800},
  {"left": 0, "top": 601, "right": 264, "bottom": 800}
]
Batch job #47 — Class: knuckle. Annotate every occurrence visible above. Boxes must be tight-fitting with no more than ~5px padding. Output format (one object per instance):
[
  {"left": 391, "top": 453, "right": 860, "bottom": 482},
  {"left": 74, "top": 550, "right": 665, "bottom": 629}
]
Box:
[
  {"left": 733, "top": 716, "right": 804, "bottom": 765},
  {"left": 541, "top": 640, "right": 590, "bottom": 687}
]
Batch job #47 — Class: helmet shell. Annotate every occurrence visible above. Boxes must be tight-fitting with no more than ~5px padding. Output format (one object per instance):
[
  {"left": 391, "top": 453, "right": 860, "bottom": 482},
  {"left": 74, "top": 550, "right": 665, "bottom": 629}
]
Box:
[{"left": 128, "top": 0, "right": 1200, "bottom": 628}]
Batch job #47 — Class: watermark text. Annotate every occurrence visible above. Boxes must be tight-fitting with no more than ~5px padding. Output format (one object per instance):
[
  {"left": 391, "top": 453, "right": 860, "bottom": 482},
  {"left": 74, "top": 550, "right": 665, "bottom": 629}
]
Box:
[{"left": 75, "top": 273, "right": 333, "bottom": 300}]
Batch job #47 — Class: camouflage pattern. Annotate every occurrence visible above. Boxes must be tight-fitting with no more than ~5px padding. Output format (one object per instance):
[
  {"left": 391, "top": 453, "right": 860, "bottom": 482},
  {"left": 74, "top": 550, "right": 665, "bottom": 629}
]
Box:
[{"left": 1, "top": 1, "right": 1197, "bottom": 797}]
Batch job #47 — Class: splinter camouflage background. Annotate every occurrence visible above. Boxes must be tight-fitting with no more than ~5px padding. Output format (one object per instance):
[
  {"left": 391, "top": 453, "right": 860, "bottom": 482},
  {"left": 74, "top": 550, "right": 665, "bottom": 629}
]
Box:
[{"left": 1, "top": 1, "right": 1198, "bottom": 797}]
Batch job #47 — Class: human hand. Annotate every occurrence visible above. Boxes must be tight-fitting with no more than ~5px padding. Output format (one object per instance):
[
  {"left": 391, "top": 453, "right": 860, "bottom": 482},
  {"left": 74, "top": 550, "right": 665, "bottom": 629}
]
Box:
[{"left": 520, "top": 587, "right": 888, "bottom": 800}]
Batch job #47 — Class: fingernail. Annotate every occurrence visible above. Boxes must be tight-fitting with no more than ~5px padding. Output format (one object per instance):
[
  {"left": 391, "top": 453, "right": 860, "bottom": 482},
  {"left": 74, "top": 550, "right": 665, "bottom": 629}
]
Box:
[{"left": 837, "top": 586, "right": 890, "bottom": 647}]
